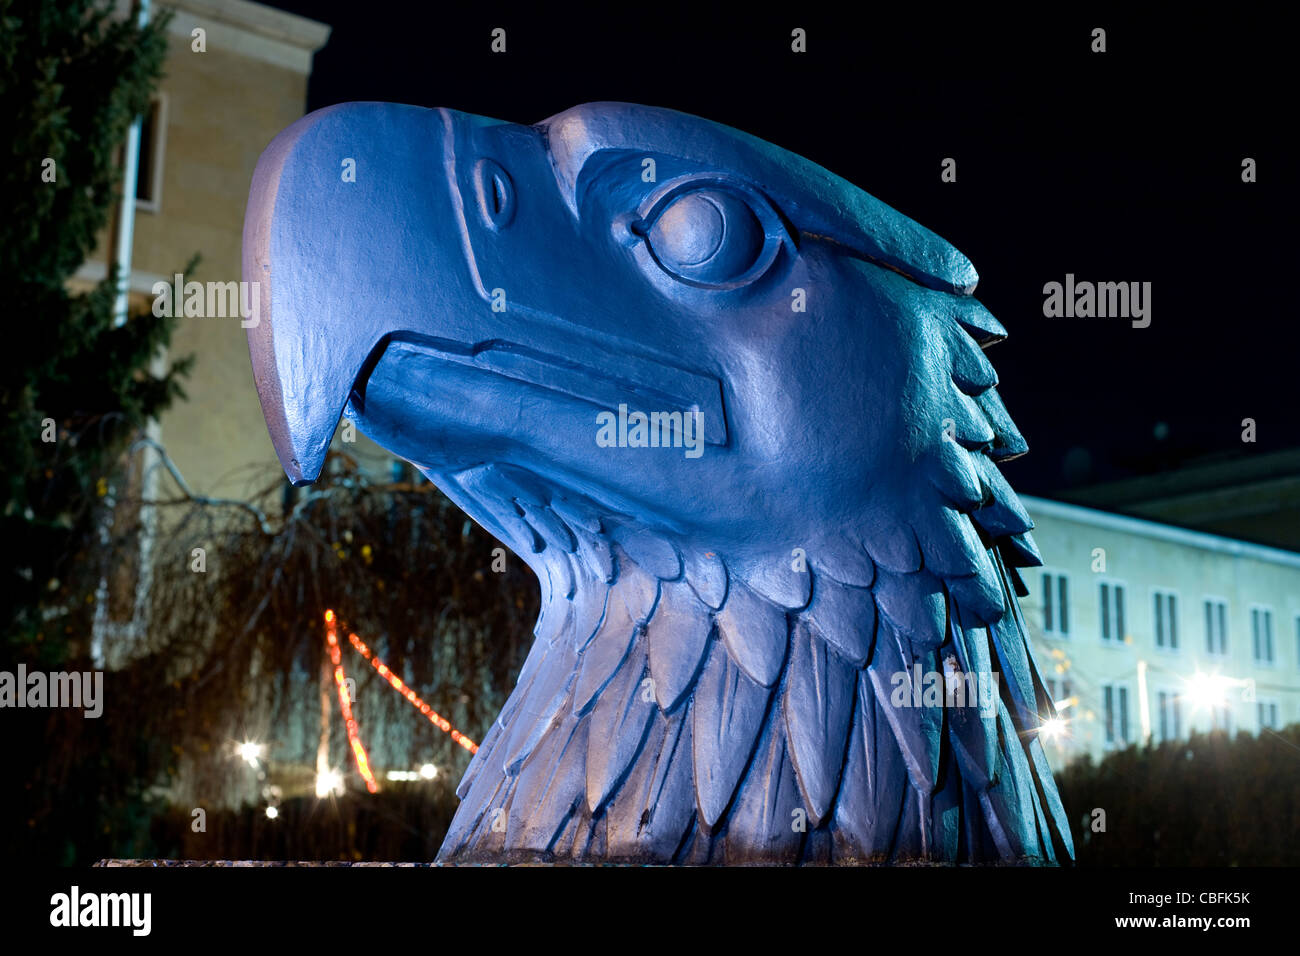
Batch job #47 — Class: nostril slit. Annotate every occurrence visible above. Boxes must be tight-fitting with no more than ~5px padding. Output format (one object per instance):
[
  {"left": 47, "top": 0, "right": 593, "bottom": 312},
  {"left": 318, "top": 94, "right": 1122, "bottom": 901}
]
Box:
[{"left": 475, "top": 158, "right": 515, "bottom": 230}]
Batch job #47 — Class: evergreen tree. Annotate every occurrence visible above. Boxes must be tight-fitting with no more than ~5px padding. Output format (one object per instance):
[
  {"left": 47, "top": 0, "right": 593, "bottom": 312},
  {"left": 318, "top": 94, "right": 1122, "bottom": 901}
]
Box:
[{"left": 0, "top": 0, "right": 188, "bottom": 660}]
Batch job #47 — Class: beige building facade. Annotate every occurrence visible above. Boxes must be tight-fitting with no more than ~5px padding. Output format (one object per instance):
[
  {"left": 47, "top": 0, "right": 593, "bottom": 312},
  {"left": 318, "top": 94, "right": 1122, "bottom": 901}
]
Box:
[{"left": 82, "top": 0, "right": 339, "bottom": 501}]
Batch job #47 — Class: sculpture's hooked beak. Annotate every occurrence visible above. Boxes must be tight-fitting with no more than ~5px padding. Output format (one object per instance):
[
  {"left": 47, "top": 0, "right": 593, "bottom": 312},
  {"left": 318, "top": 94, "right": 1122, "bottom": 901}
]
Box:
[
  {"left": 243, "top": 102, "right": 727, "bottom": 486},
  {"left": 242, "top": 103, "right": 468, "bottom": 485}
]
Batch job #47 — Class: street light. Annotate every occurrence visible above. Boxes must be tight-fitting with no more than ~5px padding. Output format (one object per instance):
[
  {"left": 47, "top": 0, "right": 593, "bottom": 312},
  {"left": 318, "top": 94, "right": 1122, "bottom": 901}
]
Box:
[
  {"left": 1040, "top": 717, "right": 1068, "bottom": 741},
  {"left": 315, "top": 769, "right": 343, "bottom": 798},
  {"left": 1183, "top": 671, "right": 1232, "bottom": 710}
]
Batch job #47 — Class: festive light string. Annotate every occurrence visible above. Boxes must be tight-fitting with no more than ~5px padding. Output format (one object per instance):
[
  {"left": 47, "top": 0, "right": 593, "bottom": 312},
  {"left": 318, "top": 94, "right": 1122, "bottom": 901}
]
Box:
[
  {"left": 346, "top": 630, "right": 480, "bottom": 754},
  {"left": 324, "top": 610, "right": 380, "bottom": 794},
  {"left": 323, "top": 610, "right": 480, "bottom": 759}
]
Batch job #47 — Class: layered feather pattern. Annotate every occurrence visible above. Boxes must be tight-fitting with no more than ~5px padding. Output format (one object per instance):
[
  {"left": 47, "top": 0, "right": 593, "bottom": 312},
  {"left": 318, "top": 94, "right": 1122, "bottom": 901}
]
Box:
[{"left": 437, "top": 300, "right": 1074, "bottom": 865}]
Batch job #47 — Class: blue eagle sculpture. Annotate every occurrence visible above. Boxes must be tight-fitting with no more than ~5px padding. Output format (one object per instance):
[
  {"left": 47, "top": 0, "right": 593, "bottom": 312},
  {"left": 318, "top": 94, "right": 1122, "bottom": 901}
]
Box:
[{"left": 242, "top": 101, "right": 1074, "bottom": 865}]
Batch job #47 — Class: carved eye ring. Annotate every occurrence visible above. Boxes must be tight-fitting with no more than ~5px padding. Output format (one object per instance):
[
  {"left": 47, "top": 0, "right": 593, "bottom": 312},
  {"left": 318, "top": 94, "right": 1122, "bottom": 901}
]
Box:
[{"left": 632, "top": 179, "right": 787, "bottom": 289}]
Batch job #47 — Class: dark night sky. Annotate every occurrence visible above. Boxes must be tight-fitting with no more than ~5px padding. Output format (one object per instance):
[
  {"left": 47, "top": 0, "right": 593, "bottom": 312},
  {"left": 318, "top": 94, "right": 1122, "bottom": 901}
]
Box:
[{"left": 262, "top": 4, "right": 1296, "bottom": 496}]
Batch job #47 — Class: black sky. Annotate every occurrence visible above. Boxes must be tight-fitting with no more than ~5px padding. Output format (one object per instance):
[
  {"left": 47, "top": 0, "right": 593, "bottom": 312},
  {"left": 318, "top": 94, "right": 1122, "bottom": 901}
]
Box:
[{"left": 261, "top": 3, "right": 1297, "bottom": 495}]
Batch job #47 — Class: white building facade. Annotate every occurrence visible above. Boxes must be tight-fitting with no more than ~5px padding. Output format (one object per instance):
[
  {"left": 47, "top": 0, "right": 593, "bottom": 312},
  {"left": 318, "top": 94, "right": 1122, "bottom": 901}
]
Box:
[{"left": 1020, "top": 496, "right": 1300, "bottom": 766}]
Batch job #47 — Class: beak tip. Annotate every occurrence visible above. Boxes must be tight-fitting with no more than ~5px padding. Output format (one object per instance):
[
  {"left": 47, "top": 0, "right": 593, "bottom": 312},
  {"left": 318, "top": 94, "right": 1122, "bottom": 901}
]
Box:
[
  {"left": 273, "top": 438, "right": 329, "bottom": 486},
  {"left": 284, "top": 452, "right": 325, "bottom": 487}
]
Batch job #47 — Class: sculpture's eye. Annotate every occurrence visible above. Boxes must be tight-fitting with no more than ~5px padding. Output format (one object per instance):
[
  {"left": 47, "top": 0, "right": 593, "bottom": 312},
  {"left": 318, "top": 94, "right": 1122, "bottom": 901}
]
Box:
[{"left": 633, "top": 182, "right": 784, "bottom": 289}]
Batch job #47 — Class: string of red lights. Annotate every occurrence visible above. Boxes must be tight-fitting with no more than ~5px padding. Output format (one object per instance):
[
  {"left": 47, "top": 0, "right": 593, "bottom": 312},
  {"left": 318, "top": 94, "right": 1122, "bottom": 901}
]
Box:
[
  {"left": 346, "top": 631, "right": 479, "bottom": 754},
  {"left": 322, "top": 610, "right": 479, "bottom": 787},
  {"left": 324, "top": 610, "right": 380, "bottom": 793}
]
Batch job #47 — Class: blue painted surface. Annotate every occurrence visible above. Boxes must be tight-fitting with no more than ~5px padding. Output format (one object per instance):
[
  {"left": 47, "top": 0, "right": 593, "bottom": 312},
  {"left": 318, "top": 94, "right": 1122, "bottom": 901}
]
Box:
[{"left": 243, "top": 101, "right": 1072, "bottom": 864}]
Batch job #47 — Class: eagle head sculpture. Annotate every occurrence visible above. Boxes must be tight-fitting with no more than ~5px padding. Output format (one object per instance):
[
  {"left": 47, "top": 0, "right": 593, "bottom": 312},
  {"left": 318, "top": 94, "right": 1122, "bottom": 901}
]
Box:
[{"left": 243, "top": 101, "right": 1074, "bottom": 865}]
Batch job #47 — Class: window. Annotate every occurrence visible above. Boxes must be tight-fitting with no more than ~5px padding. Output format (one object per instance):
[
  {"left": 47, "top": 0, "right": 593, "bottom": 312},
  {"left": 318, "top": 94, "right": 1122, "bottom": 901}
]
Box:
[
  {"left": 134, "top": 93, "right": 167, "bottom": 212},
  {"left": 1204, "top": 599, "right": 1228, "bottom": 655},
  {"left": 1251, "top": 607, "right": 1274, "bottom": 664},
  {"left": 1100, "top": 582, "right": 1126, "bottom": 643},
  {"left": 1103, "top": 683, "right": 1130, "bottom": 745},
  {"left": 1045, "top": 678, "right": 1073, "bottom": 706},
  {"left": 1041, "top": 572, "right": 1070, "bottom": 636},
  {"left": 1211, "top": 702, "right": 1232, "bottom": 733},
  {"left": 1157, "top": 690, "right": 1182, "bottom": 742},
  {"left": 1153, "top": 590, "right": 1178, "bottom": 650},
  {"left": 1257, "top": 700, "right": 1279, "bottom": 731}
]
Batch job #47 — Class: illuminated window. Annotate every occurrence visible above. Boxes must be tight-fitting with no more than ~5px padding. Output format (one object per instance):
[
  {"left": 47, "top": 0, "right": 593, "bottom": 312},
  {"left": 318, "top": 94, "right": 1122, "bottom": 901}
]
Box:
[
  {"left": 1102, "top": 682, "right": 1129, "bottom": 745},
  {"left": 1157, "top": 690, "right": 1181, "bottom": 742},
  {"left": 1100, "top": 582, "right": 1126, "bottom": 643},
  {"left": 1257, "top": 700, "right": 1279, "bottom": 731},
  {"left": 1041, "top": 571, "right": 1070, "bottom": 636},
  {"left": 1251, "top": 607, "right": 1274, "bottom": 664},
  {"left": 1204, "top": 599, "right": 1228, "bottom": 655},
  {"left": 1211, "top": 702, "right": 1232, "bottom": 733},
  {"left": 1153, "top": 590, "right": 1178, "bottom": 650}
]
